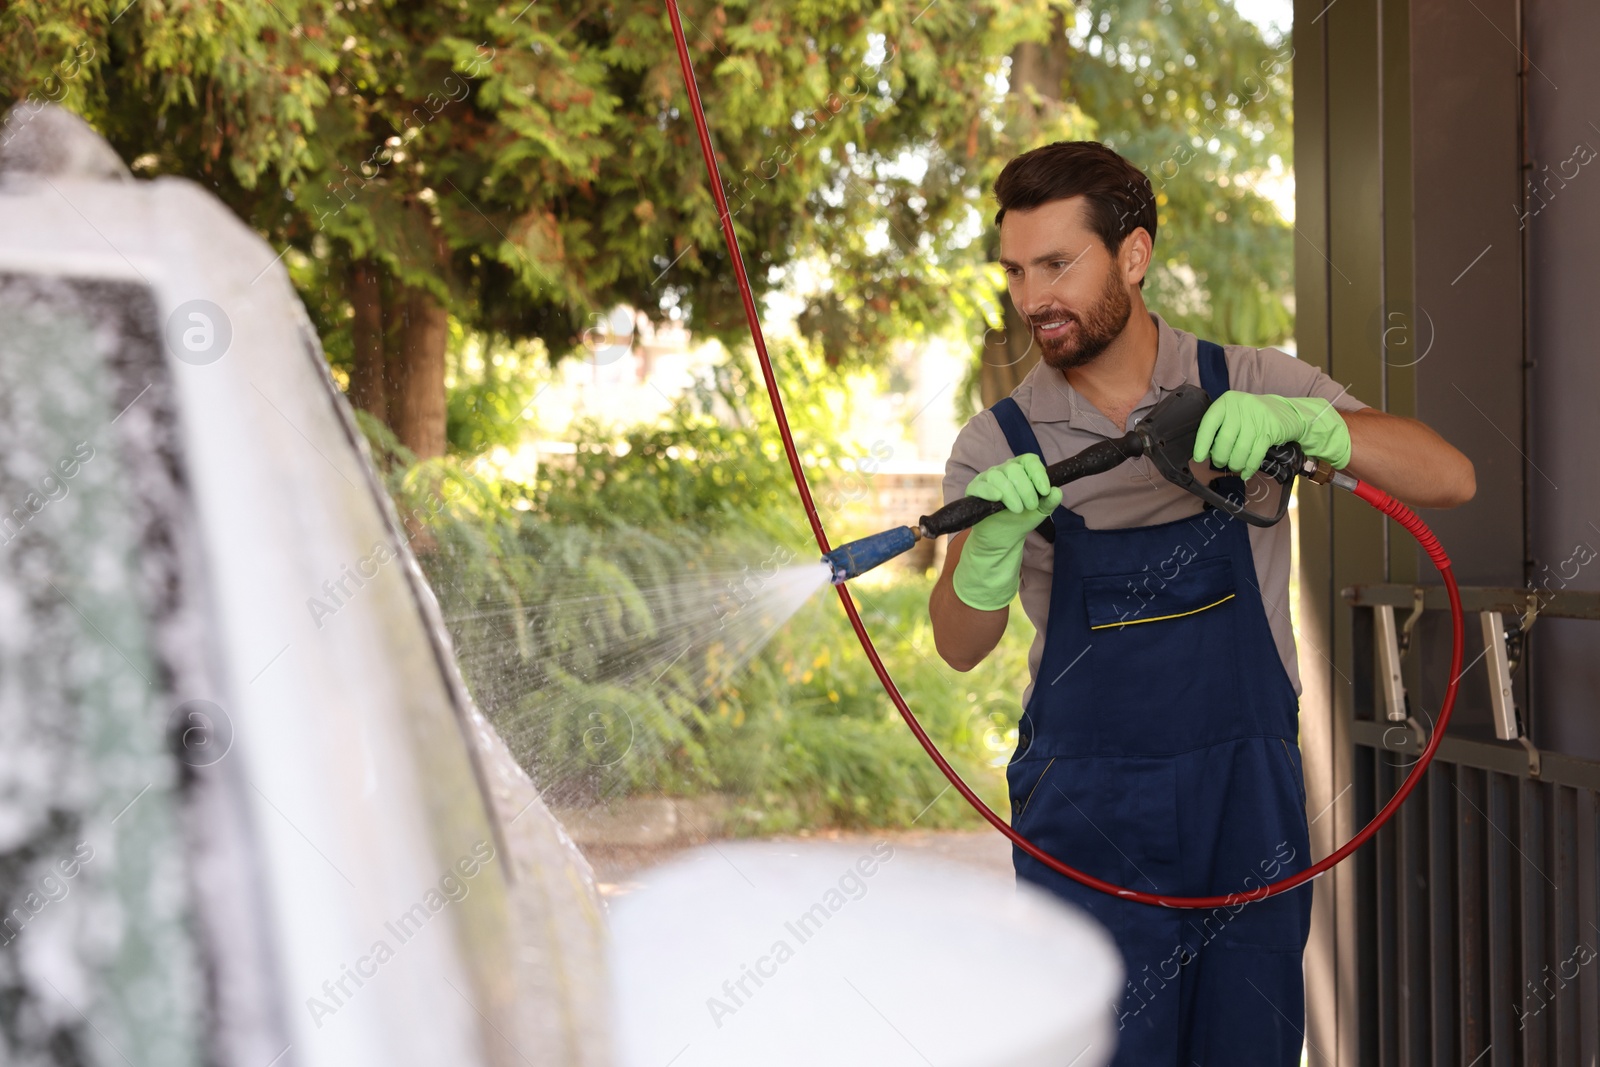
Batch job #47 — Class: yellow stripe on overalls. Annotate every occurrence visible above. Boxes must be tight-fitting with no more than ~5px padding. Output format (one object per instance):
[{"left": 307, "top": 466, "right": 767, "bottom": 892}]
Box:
[{"left": 1089, "top": 592, "right": 1236, "bottom": 631}]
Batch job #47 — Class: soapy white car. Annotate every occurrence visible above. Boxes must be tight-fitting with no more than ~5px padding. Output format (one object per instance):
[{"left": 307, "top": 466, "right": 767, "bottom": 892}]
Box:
[{"left": 0, "top": 104, "right": 607, "bottom": 1067}]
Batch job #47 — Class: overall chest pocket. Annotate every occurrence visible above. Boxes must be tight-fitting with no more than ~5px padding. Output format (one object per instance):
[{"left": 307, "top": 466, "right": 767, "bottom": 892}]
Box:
[
  {"left": 1081, "top": 553, "right": 1238, "bottom": 630},
  {"left": 1077, "top": 555, "right": 1243, "bottom": 753}
]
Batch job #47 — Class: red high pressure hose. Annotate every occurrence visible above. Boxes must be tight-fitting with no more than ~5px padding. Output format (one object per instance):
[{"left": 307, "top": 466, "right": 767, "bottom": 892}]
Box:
[{"left": 663, "top": 1, "right": 1465, "bottom": 909}]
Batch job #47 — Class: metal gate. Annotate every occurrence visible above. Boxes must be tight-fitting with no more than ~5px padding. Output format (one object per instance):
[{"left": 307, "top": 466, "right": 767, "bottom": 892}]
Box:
[{"left": 1346, "top": 583, "right": 1600, "bottom": 1064}]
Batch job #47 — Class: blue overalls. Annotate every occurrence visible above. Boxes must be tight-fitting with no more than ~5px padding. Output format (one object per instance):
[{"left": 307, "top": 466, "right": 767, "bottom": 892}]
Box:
[{"left": 996, "top": 342, "right": 1312, "bottom": 1065}]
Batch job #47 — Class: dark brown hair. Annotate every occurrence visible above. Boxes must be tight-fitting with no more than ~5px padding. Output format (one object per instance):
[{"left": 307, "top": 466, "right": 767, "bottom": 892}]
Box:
[{"left": 993, "top": 141, "right": 1158, "bottom": 268}]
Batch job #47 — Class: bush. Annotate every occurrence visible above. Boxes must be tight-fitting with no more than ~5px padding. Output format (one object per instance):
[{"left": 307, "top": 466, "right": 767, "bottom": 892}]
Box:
[{"left": 361, "top": 351, "right": 1026, "bottom": 833}]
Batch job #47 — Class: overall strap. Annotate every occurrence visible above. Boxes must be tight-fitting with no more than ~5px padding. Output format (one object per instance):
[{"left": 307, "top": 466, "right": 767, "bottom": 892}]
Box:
[
  {"left": 992, "top": 397, "right": 1044, "bottom": 460},
  {"left": 1197, "top": 338, "right": 1230, "bottom": 398},
  {"left": 988, "top": 397, "right": 1060, "bottom": 542},
  {"left": 1195, "top": 339, "right": 1247, "bottom": 508}
]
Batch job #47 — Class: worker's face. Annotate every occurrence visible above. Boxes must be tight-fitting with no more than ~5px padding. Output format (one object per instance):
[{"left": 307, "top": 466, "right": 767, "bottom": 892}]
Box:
[{"left": 998, "top": 197, "right": 1144, "bottom": 371}]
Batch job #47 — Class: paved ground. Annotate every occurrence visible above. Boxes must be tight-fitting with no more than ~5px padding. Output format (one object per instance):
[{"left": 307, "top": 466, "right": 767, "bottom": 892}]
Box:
[{"left": 584, "top": 827, "right": 1014, "bottom": 899}]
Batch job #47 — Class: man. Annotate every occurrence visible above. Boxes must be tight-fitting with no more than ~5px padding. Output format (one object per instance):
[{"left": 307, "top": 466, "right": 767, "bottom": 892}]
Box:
[{"left": 928, "top": 141, "right": 1473, "bottom": 1064}]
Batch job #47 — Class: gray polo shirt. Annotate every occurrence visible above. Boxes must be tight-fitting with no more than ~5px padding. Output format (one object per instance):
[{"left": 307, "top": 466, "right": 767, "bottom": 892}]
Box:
[{"left": 942, "top": 313, "right": 1368, "bottom": 705}]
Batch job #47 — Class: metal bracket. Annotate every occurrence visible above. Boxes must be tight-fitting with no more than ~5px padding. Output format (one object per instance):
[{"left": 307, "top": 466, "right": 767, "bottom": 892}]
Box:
[
  {"left": 1375, "top": 604, "right": 1409, "bottom": 723},
  {"left": 1519, "top": 590, "right": 1541, "bottom": 635},
  {"left": 1481, "top": 610, "right": 1541, "bottom": 777},
  {"left": 1503, "top": 591, "right": 1540, "bottom": 676},
  {"left": 1398, "top": 585, "right": 1425, "bottom": 654}
]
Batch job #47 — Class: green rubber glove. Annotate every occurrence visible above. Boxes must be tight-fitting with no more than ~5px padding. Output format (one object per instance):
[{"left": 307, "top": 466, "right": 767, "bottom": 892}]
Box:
[
  {"left": 951, "top": 454, "right": 1063, "bottom": 611},
  {"left": 1192, "top": 392, "right": 1353, "bottom": 481}
]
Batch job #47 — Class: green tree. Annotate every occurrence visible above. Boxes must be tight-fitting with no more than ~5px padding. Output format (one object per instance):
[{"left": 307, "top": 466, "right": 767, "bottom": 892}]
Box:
[
  {"left": 1, "top": 0, "right": 1071, "bottom": 456},
  {"left": 1068, "top": 0, "right": 1294, "bottom": 342},
  {"left": 970, "top": 1, "right": 1295, "bottom": 407},
  {"left": 1, "top": 0, "right": 1292, "bottom": 452}
]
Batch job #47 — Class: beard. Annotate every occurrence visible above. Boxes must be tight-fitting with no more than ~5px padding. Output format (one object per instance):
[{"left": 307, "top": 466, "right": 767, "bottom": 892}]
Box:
[{"left": 1032, "top": 268, "right": 1134, "bottom": 371}]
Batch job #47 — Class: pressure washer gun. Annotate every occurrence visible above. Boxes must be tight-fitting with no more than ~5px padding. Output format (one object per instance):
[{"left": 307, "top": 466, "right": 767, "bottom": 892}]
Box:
[{"left": 823, "top": 385, "right": 1348, "bottom": 584}]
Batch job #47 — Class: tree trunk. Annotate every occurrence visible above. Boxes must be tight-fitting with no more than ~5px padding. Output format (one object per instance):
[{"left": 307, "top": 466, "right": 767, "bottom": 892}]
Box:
[
  {"left": 1008, "top": 31, "right": 1069, "bottom": 117},
  {"left": 391, "top": 283, "right": 450, "bottom": 459},
  {"left": 981, "top": 9, "right": 1069, "bottom": 409},
  {"left": 348, "top": 258, "right": 388, "bottom": 420}
]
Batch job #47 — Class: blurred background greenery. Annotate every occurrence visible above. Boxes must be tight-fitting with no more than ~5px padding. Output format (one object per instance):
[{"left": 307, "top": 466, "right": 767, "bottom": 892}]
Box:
[
  {"left": 363, "top": 339, "right": 1032, "bottom": 831},
  {"left": 4, "top": 0, "right": 1292, "bottom": 831}
]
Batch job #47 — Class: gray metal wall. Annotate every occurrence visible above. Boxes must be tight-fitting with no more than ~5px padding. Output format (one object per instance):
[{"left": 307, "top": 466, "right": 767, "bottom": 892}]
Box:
[
  {"left": 1296, "top": 0, "right": 1600, "bottom": 1060},
  {"left": 1527, "top": 0, "right": 1600, "bottom": 764}
]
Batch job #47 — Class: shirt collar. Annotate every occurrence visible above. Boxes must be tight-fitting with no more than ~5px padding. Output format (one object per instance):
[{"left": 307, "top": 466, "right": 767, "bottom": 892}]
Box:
[{"left": 1029, "top": 312, "right": 1191, "bottom": 426}]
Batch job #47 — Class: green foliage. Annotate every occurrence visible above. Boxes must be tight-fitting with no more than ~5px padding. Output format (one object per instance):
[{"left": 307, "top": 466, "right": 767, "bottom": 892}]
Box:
[
  {"left": 1064, "top": 0, "right": 1296, "bottom": 346},
  {"left": 707, "top": 579, "right": 1025, "bottom": 831},
  {"left": 363, "top": 390, "right": 1020, "bottom": 831},
  {"left": 534, "top": 414, "right": 806, "bottom": 540},
  {"left": 519, "top": 334, "right": 868, "bottom": 529},
  {"left": 1, "top": 0, "right": 338, "bottom": 188},
  {"left": 3, "top": 0, "right": 1073, "bottom": 371},
  {"left": 3, "top": 0, "right": 1297, "bottom": 454},
  {"left": 445, "top": 328, "right": 547, "bottom": 455},
  {"left": 366, "top": 329, "right": 1014, "bottom": 832}
]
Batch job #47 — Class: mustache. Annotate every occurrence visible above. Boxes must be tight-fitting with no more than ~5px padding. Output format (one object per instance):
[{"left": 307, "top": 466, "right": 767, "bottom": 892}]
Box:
[{"left": 1027, "top": 310, "right": 1078, "bottom": 327}]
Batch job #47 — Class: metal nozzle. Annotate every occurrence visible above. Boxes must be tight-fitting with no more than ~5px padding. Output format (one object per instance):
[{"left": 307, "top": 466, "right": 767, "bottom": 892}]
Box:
[
  {"left": 1304, "top": 458, "right": 1338, "bottom": 485},
  {"left": 822, "top": 526, "right": 921, "bottom": 584}
]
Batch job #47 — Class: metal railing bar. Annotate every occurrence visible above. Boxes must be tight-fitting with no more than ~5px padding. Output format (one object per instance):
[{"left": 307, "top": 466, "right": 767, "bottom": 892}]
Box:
[
  {"left": 1344, "top": 583, "right": 1600, "bottom": 620},
  {"left": 1486, "top": 773, "right": 1518, "bottom": 1062},
  {"left": 1428, "top": 766, "right": 1459, "bottom": 1061},
  {"left": 1350, "top": 721, "right": 1600, "bottom": 791}
]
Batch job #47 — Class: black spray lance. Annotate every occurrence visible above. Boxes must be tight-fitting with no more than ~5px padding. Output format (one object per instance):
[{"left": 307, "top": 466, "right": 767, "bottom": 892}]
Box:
[{"left": 823, "top": 385, "right": 1327, "bottom": 584}]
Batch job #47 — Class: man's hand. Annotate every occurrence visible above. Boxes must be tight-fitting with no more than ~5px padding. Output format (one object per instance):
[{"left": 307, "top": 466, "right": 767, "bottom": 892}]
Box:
[
  {"left": 1192, "top": 393, "right": 1353, "bottom": 480},
  {"left": 951, "top": 454, "right": 1062, "bottom": 611}
]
